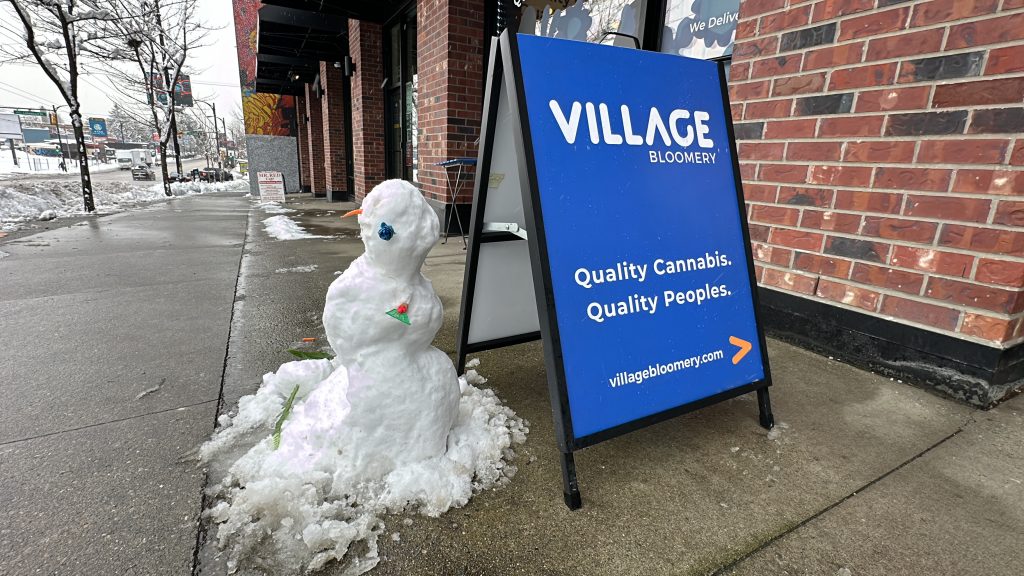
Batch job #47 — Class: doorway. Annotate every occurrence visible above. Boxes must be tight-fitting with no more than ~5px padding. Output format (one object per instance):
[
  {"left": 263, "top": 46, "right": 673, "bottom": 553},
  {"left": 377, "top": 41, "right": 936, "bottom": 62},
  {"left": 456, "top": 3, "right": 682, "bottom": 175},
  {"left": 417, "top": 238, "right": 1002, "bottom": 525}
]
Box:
[{"left": 384, "top": 9, "right": 418, "bottom": 183}]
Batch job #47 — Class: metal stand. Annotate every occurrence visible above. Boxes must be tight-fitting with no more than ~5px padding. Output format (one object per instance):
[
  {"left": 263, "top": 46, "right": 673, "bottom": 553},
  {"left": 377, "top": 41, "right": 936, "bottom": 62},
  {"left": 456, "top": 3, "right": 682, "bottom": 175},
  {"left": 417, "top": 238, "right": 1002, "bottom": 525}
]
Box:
[
  {"left": 561, "top": 451, "right": 582, "bottom": 510},
  {"left": 435, "top": 158, "right": 476, "bottom": 249},
  {"left": 757, "top": 387, "right": 775, "bottom": 430}
]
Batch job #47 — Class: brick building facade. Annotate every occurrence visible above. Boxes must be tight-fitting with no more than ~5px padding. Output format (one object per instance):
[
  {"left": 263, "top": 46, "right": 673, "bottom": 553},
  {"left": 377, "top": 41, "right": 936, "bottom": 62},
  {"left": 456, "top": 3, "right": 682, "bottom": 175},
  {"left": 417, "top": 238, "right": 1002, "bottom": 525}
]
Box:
[
  {"left": 243, "top": 0, "right": 1022, "bottom": 405},
  {"left": 729, "top": 0, "right": 1023, "bottom": 405}
]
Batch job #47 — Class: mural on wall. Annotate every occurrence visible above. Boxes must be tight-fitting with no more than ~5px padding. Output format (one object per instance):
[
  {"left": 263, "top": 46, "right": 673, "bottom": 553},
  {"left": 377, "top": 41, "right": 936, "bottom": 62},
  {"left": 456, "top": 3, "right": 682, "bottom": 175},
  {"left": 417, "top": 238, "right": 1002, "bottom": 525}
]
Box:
[{"left": 233, "top": 0, "right": 296, "bottom": 136}]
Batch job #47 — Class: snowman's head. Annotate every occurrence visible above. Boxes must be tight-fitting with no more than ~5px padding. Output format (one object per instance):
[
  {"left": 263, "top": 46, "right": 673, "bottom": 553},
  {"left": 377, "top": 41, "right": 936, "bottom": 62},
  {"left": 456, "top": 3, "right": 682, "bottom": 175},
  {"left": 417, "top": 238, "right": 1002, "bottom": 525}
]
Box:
[{"left": 351, "top": 179, "right": 439, "bottom": 278}]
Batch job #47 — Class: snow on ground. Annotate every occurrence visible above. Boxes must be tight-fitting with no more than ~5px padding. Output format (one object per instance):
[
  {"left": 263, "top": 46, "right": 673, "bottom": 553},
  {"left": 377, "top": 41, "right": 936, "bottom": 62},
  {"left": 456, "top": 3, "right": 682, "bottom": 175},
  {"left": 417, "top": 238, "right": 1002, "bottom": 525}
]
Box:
[
  {"left": 201, "top": 363, "right": 527, "bottom": 574},
  {"left": 0, "top": 177, "right": 248, "bottom": 232},
  {"left": 0, "top": 150, "right": 121, "bottom": 177},
  {"left": 260, "top": 202, "right": 296, "bottom": 215},
  {"left": 274, "top": 265, "right": 318, "bottom": 273},
  {"left": 169, "top": 178, "right": 249, "bottom": 196},
  {"left": 262, "top": 214, "right": 325, "bottom": 240}
]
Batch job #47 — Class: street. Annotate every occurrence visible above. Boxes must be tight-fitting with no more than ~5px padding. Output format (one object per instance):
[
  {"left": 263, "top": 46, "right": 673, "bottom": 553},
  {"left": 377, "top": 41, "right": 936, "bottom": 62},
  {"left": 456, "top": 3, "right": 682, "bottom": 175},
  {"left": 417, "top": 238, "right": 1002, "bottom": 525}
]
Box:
[{"left": 1, "top": 156, "right": 209, "bottom": 184}]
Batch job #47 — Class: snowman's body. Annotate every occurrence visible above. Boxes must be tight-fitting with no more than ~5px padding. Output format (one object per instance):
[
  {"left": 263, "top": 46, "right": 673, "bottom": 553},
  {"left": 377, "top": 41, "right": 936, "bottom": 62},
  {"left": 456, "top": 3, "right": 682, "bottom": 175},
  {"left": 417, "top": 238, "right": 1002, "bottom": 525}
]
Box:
[
  {"left": 315, "top": 180, "right": 459, "bottom": 481},
  {"left": 201, "top": 180, "right": 527, "bottom": 574}
]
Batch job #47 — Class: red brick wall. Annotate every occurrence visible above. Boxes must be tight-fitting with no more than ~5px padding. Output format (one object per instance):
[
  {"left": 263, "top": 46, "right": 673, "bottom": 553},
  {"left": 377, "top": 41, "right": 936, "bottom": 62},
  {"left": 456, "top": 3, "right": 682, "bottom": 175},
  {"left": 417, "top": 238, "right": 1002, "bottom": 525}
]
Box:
[
  {"left": 320, "top": 62, "right": 349, "bottom": 194},
  {"left": 732, "top": 0, "right": 1024, "bottom": 347},
  {"left": 295, "top": 94, "right": 310, "bottom": 189},
  {"left": 304, "top": 84, "right": 327, "bottom": 194},
  {"left": 417, "top": 0, "right": 486, "bottom": 203},
  {"left": 349, "top": 19, "right": 386, "bottom": 202}
]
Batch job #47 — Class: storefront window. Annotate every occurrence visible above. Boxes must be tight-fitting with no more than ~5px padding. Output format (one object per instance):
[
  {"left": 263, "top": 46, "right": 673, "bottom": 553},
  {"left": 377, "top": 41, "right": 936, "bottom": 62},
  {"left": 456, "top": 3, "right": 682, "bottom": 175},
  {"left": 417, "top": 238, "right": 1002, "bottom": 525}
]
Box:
[
  {"left": 518, "top": 0, "right": 649, "bottom": 48},
  {"left": 660, "top": 0, "right": 739, "bottom": 59}
]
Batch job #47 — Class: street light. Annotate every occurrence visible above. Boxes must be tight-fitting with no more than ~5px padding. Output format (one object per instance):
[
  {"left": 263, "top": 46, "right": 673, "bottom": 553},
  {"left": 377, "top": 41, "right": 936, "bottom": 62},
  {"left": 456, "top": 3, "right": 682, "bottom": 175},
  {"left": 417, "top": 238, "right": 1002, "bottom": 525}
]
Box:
[{"left": 194, "top": 99, "right": 223, "bottom": 180}]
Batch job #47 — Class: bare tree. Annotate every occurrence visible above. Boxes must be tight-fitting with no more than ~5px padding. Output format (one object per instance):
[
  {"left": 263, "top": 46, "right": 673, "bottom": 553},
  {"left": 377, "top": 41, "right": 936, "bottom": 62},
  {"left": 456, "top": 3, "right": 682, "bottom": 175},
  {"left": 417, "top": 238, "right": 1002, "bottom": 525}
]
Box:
[
  {"left": 229, "top": 105, "right": 246, "bottom": 158},
  {"left": 99, "top": 0, "right": 208, "bottom": 194},
  {"left": 0, "top": 0, "right": 121, "bottom": 212},
  {"left": 107, "top": 102, "right": 154, "bottom": 143}
]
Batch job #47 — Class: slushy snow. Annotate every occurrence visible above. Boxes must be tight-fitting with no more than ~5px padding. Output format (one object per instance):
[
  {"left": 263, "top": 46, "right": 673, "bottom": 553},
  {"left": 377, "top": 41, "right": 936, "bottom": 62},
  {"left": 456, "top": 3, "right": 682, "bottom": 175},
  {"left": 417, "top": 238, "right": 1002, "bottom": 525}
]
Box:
[
  {"left": 262, "top": 215, "right": 325, "bottom": 241},
  {"left": 275, "top": 265, "right": 319, "bottom": 273},
  {"left": 261, "top": 202, "right": 296, "bottom": 214},
  {"left": 202, "top": 180, "right": 527, "bottom": 574}
]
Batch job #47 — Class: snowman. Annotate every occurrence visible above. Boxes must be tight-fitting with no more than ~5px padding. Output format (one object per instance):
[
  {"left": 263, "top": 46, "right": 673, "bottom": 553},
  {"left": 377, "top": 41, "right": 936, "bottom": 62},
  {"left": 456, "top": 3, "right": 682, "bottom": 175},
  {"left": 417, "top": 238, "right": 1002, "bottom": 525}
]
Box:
[
  {"left": 201, "top": 180, "right": 524, "bottom": 574},
  {"left": 317, "top": 178, "right": 461, "bottom": 479},
  {"left": 256, "top": 178, "right": 461, "bottom": 482}
]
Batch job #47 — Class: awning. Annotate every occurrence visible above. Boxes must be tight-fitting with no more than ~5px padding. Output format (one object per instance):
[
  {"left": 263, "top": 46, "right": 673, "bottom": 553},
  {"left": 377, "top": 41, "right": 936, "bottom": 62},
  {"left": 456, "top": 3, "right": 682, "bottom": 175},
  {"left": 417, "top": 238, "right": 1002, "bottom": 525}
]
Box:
[{"left": 253, "top": 1, "right": 406, "bottom": 95}]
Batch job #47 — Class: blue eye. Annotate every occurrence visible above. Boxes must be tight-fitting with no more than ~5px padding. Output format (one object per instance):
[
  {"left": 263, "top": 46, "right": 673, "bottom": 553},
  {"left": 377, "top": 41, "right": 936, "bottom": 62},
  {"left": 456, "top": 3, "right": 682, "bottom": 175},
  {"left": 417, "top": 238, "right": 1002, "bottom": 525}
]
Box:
[{"left": 378, "top": 222, "right": 395, "bottom": 241}]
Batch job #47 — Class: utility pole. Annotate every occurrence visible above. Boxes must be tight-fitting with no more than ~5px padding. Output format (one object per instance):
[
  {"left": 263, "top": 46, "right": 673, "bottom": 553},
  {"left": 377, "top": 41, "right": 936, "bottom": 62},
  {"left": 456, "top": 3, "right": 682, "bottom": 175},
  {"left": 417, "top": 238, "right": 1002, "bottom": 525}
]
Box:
[
  {"left": 52, "top": 105, "right": 67, "bottom": 172},
  {"left": 211, "top": 101, "right": 222, "bottom": 181},
  {"left": 10, "top": 113, "right": 22, "bottom": 166}
]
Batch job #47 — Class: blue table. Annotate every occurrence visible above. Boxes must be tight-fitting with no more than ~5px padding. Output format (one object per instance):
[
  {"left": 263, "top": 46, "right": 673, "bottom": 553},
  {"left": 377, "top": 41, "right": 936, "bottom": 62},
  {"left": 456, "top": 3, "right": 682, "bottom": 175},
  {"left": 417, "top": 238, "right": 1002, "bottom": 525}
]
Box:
[{"left": 434, "top": 158, "right": 476, "bottom": 248}]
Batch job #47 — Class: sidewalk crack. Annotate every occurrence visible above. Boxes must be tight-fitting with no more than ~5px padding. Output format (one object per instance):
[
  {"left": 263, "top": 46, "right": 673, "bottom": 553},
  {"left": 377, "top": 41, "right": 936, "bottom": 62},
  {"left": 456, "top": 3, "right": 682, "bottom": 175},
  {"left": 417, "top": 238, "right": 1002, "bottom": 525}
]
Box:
[{"left": 708, "top": 414, "right": 975, "bottom": 575}]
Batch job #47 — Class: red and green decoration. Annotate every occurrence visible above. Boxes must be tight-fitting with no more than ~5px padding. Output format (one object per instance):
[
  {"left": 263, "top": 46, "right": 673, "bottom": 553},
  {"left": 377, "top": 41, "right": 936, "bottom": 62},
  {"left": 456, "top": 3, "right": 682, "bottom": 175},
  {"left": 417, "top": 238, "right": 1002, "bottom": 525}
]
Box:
[{"left": 387, "top": 303, "right": 410, "bottom": 325}]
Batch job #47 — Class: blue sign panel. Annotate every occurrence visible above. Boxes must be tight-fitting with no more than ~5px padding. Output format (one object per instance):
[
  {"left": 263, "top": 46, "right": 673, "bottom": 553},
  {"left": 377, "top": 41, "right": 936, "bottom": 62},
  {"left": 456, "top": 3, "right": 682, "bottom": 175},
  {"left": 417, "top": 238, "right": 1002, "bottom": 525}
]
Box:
[
  {"left": 517, "top": 34, "right": 765, "bottom": 439},
  {"left": 88, "top": 117, "right": 108, "bottom": 137}
]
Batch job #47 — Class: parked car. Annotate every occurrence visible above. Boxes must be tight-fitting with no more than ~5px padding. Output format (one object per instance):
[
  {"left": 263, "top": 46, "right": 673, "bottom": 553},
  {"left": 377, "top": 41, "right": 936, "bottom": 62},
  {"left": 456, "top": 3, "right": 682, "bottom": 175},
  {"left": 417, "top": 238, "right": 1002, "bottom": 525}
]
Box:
[
  {"left": 167, "top": 171, "right": 190, "bottom": 183},
  {"left": 131, "top": 165, "right": 156, "bottom": 181},
  {"left": 198, "top": 167, "right": 233, "bottom": 182}
]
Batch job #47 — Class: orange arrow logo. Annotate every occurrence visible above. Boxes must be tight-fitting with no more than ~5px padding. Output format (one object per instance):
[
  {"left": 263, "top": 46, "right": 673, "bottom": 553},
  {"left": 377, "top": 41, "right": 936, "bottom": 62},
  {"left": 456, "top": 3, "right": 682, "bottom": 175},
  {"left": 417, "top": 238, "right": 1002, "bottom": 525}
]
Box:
[{"left": 729, "top": 336, "right": 752, "bottom": 365}]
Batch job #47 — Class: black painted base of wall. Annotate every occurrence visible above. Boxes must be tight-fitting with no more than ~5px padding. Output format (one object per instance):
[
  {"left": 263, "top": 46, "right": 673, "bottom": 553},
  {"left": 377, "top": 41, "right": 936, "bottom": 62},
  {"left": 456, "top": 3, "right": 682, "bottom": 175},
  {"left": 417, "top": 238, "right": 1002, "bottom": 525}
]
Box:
[
  {"left": 425, "top": 198, "right": 472, "bottom": 238},
  {"left": 327, "top": 189, "right": 352, "bottom": 202},
  {"left": 759, "top": 287, "right": 1023, "bottom": 408}
]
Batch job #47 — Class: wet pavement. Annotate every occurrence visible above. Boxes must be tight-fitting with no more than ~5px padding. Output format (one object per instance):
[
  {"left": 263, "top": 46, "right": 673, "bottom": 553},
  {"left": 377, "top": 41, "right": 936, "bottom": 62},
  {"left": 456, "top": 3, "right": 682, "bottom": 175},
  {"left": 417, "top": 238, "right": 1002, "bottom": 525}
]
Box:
[
  {"left": 2, "top": 191, "right": 1021, "bottom": 576},
  {"left": 0, "top": 192, "right": 248, "bottom": 576}
]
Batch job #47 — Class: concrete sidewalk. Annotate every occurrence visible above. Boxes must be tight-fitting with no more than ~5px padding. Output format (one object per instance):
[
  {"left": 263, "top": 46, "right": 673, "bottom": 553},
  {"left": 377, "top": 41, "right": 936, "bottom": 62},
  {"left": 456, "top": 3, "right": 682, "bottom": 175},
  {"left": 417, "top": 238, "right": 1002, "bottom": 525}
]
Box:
[
  {"left": 207, "top": 195, "right": 1022, "bottom": 576},
  {"left": 3, "top": 192, "right": 1019, "bottom": 576},
  {"left": 0, "top": 193, "right": 249, "bottom": 575}
]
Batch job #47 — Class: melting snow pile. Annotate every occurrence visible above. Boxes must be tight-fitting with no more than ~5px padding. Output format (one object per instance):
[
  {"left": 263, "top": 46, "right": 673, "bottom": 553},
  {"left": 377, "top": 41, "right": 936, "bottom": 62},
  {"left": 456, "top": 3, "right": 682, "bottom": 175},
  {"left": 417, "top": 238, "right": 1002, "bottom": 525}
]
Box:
[
  {"left": 170, "top": 178, "right": 249, "bottom": 195},
  {"left": 203, "top": 180, "right": 527, "bottom": 574},
  {"left": 260, "top": 202, "right": 297, "bottom": 215},
  {"left": 262, "top": 215, "right": 325, "bottom": 240},
  {"left": 0, "top": 177, "right": 246, "bottom": 231}
]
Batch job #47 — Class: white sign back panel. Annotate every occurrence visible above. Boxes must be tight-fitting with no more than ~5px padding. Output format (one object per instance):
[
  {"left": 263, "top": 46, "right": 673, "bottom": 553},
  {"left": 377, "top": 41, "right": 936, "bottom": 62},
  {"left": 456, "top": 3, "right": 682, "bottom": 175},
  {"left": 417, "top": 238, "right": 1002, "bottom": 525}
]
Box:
[{"left": 464, "top": 61, "right": 540, "bottom": 346}]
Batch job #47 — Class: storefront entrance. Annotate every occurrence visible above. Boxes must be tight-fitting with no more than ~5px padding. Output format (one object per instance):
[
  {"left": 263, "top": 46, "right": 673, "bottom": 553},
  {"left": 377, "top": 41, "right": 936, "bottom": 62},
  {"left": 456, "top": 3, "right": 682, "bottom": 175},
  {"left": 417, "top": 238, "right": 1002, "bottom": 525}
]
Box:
[{"left": 384, "top": 8, "right": 418, "bottom": 183}]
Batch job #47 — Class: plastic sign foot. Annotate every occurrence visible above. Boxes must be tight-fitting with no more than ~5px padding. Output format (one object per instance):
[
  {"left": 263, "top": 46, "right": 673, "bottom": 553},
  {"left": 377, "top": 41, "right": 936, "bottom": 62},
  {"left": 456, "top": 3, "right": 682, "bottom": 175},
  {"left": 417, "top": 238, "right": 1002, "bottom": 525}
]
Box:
[
  {"left": 564, "top": 489, "right": 582, "bottom": 510},
  {"left": 729, "top": 336, "right": 752, "bottom": 364}
]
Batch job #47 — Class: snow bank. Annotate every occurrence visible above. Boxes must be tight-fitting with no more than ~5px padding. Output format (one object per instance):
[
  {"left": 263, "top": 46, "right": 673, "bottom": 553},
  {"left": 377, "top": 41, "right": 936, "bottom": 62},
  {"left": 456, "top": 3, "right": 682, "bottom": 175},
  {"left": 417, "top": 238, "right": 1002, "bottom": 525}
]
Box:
[
  {"left": 0, "top": 180, "right": 165, "bottom": 231},
  {"left": 0, "top": 150, "right": 121, "bottom": 177},
  {"left": 0, "top": 177, "right": 245, "bottom": 232},
  {"left": 2, "top": 177, "right": 249, "bottom": 230},
  {"left": 262, "top": 215, "right": 325, "bottom": 240},
  {"left": 201, "top": 363, "right": 527, "bottom": 575},
  {"left": 169, "top": 178, "right": 249, "bottom": 196}
]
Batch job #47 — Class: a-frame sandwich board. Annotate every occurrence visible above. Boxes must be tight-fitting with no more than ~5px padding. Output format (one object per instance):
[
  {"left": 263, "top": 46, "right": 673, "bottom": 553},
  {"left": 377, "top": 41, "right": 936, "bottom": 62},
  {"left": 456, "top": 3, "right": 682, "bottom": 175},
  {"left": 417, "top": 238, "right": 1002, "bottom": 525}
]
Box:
[{"left": 456, "top": 30, "right": 775, "bottom": 510}]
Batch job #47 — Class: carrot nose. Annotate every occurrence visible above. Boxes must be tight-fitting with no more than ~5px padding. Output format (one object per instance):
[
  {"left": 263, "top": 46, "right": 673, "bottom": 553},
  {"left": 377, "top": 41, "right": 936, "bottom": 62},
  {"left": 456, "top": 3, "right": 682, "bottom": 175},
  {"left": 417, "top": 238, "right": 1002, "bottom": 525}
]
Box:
[{"left": 342, "top": 209, "right": 363, "bottom": 218}]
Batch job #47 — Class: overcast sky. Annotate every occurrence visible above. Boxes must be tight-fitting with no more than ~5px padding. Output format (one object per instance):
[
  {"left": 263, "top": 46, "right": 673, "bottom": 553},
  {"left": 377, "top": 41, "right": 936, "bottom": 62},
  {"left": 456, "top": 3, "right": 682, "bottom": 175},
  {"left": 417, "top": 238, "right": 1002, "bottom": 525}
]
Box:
[{"left": 0, "top": 0, "right": 243, "bottom": 123}]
